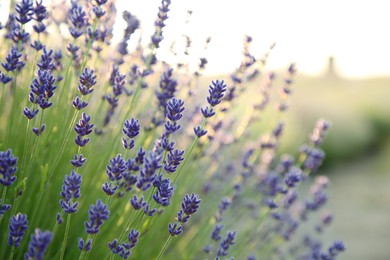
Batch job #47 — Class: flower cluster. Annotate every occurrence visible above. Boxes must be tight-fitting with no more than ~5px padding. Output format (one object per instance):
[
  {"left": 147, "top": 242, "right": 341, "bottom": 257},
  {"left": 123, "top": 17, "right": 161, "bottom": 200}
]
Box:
[
  {"left": 169, "top": 193, "right": 201, "bottom": 236},
  {"left": 0, "top": 149, "right": 18, "bottom": 186}
]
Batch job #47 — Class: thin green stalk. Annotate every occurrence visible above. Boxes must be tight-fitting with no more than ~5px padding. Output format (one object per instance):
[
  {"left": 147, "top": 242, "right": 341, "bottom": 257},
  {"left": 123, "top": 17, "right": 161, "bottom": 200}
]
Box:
[
  {"left": 0, "top": 187, "right": 8, "bottom": 224},
  {"left": 173, "top": 118, "right": 207, "bottom": 184},
  {"left": 155, "top": 236, "right": 173, "bottom": 260},
  {"left": 59, "top": 213, "right": 72, "bottom": 260},
  {"left": 9, "top": 246, "right": 15, "bottom": 260}
]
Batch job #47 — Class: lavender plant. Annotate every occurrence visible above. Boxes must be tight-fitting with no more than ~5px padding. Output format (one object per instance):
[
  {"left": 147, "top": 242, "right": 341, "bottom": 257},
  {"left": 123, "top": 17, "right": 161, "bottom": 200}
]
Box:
[{"left": 0, "top": 1, "right": 345, "bottom": 259}]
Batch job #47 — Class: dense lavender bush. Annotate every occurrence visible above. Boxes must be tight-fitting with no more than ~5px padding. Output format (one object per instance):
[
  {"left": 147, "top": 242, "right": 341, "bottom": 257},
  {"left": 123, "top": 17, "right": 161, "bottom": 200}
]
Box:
[{"left": 0, "top": 0, "right": 345, "bottom": 259}]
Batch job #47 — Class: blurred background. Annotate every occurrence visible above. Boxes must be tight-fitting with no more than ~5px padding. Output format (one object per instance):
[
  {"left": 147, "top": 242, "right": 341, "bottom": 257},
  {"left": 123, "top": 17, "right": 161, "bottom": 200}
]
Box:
[{"left": 2, "top": 0, "right": 390, "bottom": 259}]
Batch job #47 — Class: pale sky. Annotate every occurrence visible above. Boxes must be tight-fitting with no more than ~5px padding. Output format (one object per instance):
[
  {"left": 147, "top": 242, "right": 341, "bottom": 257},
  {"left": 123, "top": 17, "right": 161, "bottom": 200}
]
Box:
[
  {"left": 1, "top": 0, "right": 390, "bottom": 78},
  {"left": 115, "top": 0, "right": 390, "bottom": 78}
]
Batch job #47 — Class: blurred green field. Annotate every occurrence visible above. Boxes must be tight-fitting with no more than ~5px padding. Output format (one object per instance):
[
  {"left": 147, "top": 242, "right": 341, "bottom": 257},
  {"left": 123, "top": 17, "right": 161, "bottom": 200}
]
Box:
[
  {"left": 202, "top": 71, "right": 390, "bottom": 259},
  {"left": 284, "top": 73, "right": 390, "bottom": 260}
]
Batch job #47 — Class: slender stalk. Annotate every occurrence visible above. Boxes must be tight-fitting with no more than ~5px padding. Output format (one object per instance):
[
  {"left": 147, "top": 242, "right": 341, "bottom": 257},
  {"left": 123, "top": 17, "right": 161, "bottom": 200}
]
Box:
[
  {"left": 155, "top": 236, "right": 173, "bottom": 260},
  {"left": 173, "top": 117, "right": 207, "bottom": 184},
  {"left": 59, "top": 213, "right": 72, "bottom": 260},
  {"left": 0, "top": 187, "right": 8, "bottom": 224}
]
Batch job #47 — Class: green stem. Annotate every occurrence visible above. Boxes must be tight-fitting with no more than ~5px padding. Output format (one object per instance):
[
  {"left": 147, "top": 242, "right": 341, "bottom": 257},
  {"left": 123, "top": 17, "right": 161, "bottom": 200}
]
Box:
[
  {"left": 173, "top": 118, "right": 207, "bottom": 184},
  {"left": 155, "top": 236, "right": 173, "bottom": 260},
  {"left": 59, "top": 213, "right": 72, "bottom": 260},
  {"left": 0, "top": 187, "right": 8, "bottom": 224}
]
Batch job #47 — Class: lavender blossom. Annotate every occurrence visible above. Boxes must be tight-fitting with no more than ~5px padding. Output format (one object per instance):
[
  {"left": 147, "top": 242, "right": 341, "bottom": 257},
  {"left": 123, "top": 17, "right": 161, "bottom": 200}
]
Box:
[
  {"left": 60, "top": 171, "right": 82, "bottom": 213},
  {"left": 136, "top": 151, "right": 162, "bottom": 191},
  {"left": 32, "top": 0, "right": 47, "bottom": 34},
  {"left": 8, "top": 213, "right": 28, "bottom": 247},
  {"left": 85, "top": 199, "right": 110, "bottom": 234},
  {"left": 36, "top": 47, "right": 54, "bottom": 71},
  {"left": 15, "top": 0, "right": 34, "bottom": 25},
  {"left": 122, "top": 118, "right": 141, "bottom": 149},
  {"left": 2, "top": 46, "right": 25, "bottom": 72},
  {"left": 163, "top": 149, "right": 184, "bottom": 173},
  {"left": 74, "top": 113, "right": 94, "bottom": 147},
  {"left": 164, "top": 98, "right": 185, "bottom": 134},
  {"left": 78, "top": 68, "right": 97, "bottom": 95},
  {"left": 151, "top": 0, "right": 171, "bottom": 48},
  {"left": 0, "top": 203, "right": 12, "bottom": 215},
  {"left": 70, "top": 154, "right": 86, "bottom": 168},
  {"left": 153, "top": 175, "right": 174, "bottom": 206},
  {"left": 68, "top": 1, "right": 88, "bottom": 39},
  {"left": 78, "top": 238, "right": 92, "bottom": 251},
  {"left": 106, "top": 154, "right": 126, "bottom": 181},
  {"left": 168, "top": 222, "right": 183, "bottom": 236},
  {"left": 0, "top": 149, "right": 18, "bottom": 186},
  {"left": 0, "top": 70, "right": 12, "bottom": 84},
  {"left": 217, "top": 231, "right": 236, "bottom": 257},
  {"left": 27, "top": 69, "right": 56, "bottom": 110},
  {"left": 25, "top": 229, "right": 52, "bottom": 260}
]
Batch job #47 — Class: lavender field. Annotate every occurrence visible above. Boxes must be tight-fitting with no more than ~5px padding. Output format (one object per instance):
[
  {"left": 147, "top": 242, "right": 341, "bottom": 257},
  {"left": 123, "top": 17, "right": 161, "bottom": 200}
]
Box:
[{"left": 1, "top": 0, "right": 389, "bottom": 259}]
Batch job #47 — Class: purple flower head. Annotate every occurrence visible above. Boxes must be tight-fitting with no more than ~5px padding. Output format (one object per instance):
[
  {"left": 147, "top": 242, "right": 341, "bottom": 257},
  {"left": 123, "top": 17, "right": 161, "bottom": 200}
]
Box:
[
  {"left": 67, "top": 43, "right": 80, "bottom": 60},
  {"left": 56, "top": 213, "right": 63, "bottom": 224},
  {"left": 201, "top": 106, "right": 215, "bottom": 118},
  {"left": 33, "top": 0, "right": 47, "bottom": 26},
  {"left": 15, "top": 0, "right": 34, "bottom": 24},
  {"left": 168, "top": 222, "right": 182, "bottom": 236},
  {"left": 284, "top": 167, "right": 302, "bottom": 188},
  {"left": 211, "top": 224, "right": 224, "bottom": 241},
  {"left": 2, "top": 46, "right": 25, "bottom": 72},
  {"left": 8, "top": 213, "right": 28, "bottom": 247},
  {"left": 70, "top": 154, "right": 86, "bottom": 168},
  {"left": 106, "top": 154, "right": 126, "bottom": 181},
  {"left": 194, "top": 125, "right": 207, "bottom": 138},
  {"left": 143, "top": 204, "right": 157, "bottom": 216},
  {"left": 72, "top": 96, "right": 88, "bottom": 110},
  {"left": 310, "top": 119, "right": 331, "bottom": 146},
  {"left": 78, "top": 238, "right": 92, "bottom": 251},
  {"left": 164, "top": 149, "right": 184, "bottom": 173},
  {"left": 136, "top": 151, "right": 162, "bottom": 191},
  {"left": 181, "top": 193, "right": 201, "bottom": 216},
  {"left": 69, "top": 1, "right": 88, "bottom": 39},
  {"left": 301, "top": 146, "right": 325, "bottom": 172},
  {"left": 153, "top": 176, "right": 174, "bottom": 206},
  {"left": 74, "top": 113, "right": 94, "bottom": 147},
  {"left": 0, "top": 149, "right": 18, "bottom": 186},
  {"left": 60, "top": 171, "right": 82, "bottom": 213},
  {"left": 166, "top": 98, "right": 185, "bottom": 122},
  {"left": 32, "top": 124, "right": 45, "bottom": 136},
  {"left": 37, "top": 47, "right": 54, "bottom": 71},
  {"left": 130, "top": 195, "right": 147, "bottom": 210},
  {"left": 329, "top": 240, "right": 346, "bottom": 256},
  {"left": 102, "top": 182, "right": 118, "bottom": 196},
  {"left": 30, "top": 40, "right": 44, "bottom": 51},
  {"left": 85, "top": 199, "right": 110, "bottom": 234},
  {"left": 25, "top": 229, "right": 52, "bottom": 260},
  {"left": 0, "top": 203, "right": 12, "bottom": 215},
  {"left": 78, "top": 68, "right": 97, "bottom": 96},
  {"left": 207, "top": 80, "right": 227, "bottom": 107},
  {"left": 122, "top": 118, "right": 140, "bottom": 138},
  {"left": 122, "top": 118, "right": 141, "bottom": 149},
  {"left": 156, "top": 68, "right": 178, "bottom": 114},
  {"left": 217, "top": 231, "right": 236, "bottom": 257},
  {"left": 29, "top": 69, "right": 57, "bottom": 109},
  {"left": 0, "top": 70, "right": 12, "bottom": 84},
  {"left": 127, "top": 229, "right": 140, "bottom": 249}
]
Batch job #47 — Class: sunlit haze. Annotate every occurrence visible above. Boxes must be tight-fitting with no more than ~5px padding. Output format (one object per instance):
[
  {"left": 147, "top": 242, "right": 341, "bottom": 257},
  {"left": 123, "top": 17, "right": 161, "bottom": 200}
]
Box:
[{"left": 1, "top": 0, "right": 390, "bottom": 78}]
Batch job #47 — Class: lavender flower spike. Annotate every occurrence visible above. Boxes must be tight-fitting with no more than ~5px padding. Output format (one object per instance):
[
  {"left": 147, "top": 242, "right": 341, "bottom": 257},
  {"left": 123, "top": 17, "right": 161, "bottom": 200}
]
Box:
[
  {"left": 25, "top": 229, "right": 52, "bottom": 260},
  {"left": 74, "top": 113, "right": 94, "bottom": 147},
  {"left": 0, "top": 149, "right": 18, "bottom": 186},
  {"left": 8, "top": 213, "right": 28, "bottom": 247},
  {"left": 85, "top": 199, "right": 110, "bottom": 234}
]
